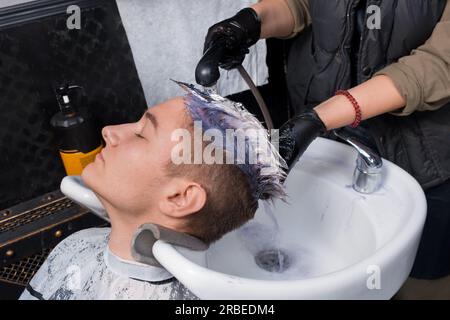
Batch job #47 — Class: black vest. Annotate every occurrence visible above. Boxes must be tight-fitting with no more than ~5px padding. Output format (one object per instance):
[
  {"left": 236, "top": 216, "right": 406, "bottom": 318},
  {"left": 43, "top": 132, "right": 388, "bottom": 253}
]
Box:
[{"left": 286, "top": 0, "right": 449, "bottom": 189}]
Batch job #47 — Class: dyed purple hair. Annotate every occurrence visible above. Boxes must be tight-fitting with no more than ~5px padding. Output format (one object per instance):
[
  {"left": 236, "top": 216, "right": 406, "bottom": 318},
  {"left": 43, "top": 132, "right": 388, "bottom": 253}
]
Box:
[{"left": 173, "top": 80, "right": 287, "bottom": 203}]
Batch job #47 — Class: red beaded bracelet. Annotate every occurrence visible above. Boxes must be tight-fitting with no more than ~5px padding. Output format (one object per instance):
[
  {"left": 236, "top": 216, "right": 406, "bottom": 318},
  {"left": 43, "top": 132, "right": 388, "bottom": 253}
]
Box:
[{"left": 335, "top": 90, "right": 362, "bottom": 128}]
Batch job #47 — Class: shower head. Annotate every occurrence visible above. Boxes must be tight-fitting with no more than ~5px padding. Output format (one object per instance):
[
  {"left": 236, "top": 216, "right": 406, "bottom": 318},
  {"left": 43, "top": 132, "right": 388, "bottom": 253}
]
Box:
[{"left": 195, "top": 40, "right": 226, "bottom": 87}]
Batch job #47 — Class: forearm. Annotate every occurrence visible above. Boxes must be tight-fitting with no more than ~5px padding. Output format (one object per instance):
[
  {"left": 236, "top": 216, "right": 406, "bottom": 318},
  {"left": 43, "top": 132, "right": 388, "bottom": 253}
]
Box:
[
  {"left": 313, "top": 75, "right": 406, "bottom": 130},
  {"left": 251, "top": 0, "right": 295, "bottom": 38},
  {"left": 373, "top": 0, "right": 450, "bottom": 116}
]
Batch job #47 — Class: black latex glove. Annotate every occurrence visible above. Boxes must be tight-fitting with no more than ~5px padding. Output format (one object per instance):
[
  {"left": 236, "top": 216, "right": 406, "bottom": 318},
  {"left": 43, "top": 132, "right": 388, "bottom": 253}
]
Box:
[
  {"left": 203, "top": 7, "right": 261, "bottom": 70},
  {"left": 279, "top": 110, "right": 327, "bottom": 173}
]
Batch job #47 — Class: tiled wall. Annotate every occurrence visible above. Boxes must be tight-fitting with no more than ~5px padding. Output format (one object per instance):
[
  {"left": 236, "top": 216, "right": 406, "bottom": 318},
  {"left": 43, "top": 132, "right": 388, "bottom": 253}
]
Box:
[{"left": 0, "top": 0, "right": 147, "bottom": 209}]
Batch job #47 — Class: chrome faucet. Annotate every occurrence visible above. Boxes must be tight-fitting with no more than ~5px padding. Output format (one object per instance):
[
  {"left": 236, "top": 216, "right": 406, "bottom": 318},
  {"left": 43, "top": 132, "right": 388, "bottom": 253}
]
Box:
[{"left": 333, "top": 130, "right": 383, "bottom": 194}]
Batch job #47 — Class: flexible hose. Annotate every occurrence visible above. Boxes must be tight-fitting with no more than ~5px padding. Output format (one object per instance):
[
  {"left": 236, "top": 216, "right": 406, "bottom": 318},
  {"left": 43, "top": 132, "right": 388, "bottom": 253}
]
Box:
[{"left": 237, "top": 65, "right": 274, "bottom": 131}]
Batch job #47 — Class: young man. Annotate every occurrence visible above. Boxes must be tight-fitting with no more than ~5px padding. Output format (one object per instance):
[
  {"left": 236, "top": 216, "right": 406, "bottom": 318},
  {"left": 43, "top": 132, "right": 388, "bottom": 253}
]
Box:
[{"left": 20, "top": 89, "right": 286, "bottom": 300}]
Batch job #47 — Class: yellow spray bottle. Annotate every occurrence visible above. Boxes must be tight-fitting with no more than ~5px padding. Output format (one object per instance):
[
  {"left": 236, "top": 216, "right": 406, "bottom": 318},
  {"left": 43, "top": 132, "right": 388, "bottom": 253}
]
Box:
[{"left": 51, "top": 84, "right": 103, "bottom": 176}]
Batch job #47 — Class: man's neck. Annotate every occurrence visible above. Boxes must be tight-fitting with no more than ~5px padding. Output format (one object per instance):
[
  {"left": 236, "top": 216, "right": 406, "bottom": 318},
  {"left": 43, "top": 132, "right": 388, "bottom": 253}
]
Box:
[
  {"left": 104, "top": 205, "right": 149, "bottom": 261},
  {"left": 108, "top": 222, "right": 139, "bottom": 261},
  {"left": 103, "top": 203, "right": 181, "bottom": 262}
]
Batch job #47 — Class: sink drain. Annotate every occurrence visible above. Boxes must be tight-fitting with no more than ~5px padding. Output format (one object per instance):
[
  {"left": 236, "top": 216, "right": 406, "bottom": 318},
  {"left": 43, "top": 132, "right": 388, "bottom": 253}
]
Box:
[{"left": 255, "top": 249, "right": 291, "bottom": 273}]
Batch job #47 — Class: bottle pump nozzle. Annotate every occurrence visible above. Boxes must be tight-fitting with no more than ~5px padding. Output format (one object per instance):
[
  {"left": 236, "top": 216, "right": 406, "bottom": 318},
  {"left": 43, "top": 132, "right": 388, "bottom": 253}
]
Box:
[{"left": 55, "top": 84, "right": 84, "bottom": 115}]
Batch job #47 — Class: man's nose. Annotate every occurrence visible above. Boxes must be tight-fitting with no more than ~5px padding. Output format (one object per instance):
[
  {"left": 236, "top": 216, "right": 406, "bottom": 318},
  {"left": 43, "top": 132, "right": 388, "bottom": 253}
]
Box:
[{"left": 102, "top": 126, "right": 119, "bottom": 147}]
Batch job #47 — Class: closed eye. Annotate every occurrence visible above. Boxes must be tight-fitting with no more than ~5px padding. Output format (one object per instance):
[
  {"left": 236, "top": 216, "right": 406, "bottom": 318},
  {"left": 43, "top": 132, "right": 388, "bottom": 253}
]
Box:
[{"left": 135, "top": 132, "right": 145, "bottom": 139}]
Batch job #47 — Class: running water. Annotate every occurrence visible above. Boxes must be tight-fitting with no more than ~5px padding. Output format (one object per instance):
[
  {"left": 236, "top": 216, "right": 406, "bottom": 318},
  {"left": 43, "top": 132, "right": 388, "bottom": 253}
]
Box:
[
  {"left": 202, "top": 84, "right": 218, "bottom": 96},
  {"left": 234, "top": 201, "right": 290, "bottom": 274},
  {"left": 262, "top": 201, "right": 286, "bottom": 273}
]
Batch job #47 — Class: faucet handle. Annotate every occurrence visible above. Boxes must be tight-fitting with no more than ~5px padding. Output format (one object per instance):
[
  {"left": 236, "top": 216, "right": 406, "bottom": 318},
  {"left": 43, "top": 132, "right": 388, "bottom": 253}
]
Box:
[{"left": 333, "top": 129, "right": 383, "bottom": 193}]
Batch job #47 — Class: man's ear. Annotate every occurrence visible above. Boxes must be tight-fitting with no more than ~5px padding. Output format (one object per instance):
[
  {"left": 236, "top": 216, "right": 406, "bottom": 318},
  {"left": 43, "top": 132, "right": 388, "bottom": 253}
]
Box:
[{"left": 158, "top": 179, "right": 207, "bottom": 218}]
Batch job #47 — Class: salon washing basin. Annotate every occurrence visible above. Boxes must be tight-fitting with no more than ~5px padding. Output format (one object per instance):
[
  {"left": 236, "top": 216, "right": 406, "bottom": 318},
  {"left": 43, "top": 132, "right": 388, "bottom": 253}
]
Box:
[{"left": 60, "top": 137, "right": 427, "bottom": 299}]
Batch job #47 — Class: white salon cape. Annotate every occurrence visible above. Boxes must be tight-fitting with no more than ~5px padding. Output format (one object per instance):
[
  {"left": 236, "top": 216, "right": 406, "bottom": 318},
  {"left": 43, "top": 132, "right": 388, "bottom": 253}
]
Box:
[{"left": 19, "top": 228, "right": 197, "bottom": 300}]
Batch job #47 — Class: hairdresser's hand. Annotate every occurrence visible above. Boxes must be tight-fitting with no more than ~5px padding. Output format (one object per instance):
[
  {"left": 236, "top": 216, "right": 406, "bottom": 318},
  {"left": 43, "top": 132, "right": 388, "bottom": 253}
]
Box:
[
  {"left": 203, "top": 8, "right": 261, "bottom": 70},
  {"left": 278, "top": 110, "right": 327, "bottom": 173}
]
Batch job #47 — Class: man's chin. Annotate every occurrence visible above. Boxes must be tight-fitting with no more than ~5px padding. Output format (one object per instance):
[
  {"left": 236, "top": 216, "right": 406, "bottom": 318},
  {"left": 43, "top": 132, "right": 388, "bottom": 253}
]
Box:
[
  {"left": 80, "top": 162, "right": 97, "bottom": 190},
  {"left": 80, "top": 164, "right": 110, "bottom": 207}
]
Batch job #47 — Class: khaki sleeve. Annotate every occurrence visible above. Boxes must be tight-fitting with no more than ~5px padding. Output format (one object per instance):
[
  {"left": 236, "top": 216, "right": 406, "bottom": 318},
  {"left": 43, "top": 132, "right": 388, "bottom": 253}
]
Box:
[
  {"left": 373, "top": 0, "right": 450, "bottom": 116},
  {"left": 279, "top": 0, "right": 311, "bottom": 39}
]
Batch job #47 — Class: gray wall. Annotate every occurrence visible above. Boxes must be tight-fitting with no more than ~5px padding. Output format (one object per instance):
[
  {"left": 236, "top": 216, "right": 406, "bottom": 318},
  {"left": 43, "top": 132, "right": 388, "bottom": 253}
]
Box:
[{"left": 116, "top": 0, "right": 267, "bottom": 106}]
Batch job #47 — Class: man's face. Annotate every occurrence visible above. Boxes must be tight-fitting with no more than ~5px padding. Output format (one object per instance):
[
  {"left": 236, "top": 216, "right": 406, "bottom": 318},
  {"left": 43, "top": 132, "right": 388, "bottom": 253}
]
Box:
[{"left": 81, "top": 97, "right": 188, "bottom": 216}]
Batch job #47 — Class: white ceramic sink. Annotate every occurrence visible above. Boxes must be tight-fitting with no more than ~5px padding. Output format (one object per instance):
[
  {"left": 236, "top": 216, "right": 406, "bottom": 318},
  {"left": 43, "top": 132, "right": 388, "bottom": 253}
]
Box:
[{"left": 61, "top": 137, "right": 427, "bottom": 300}]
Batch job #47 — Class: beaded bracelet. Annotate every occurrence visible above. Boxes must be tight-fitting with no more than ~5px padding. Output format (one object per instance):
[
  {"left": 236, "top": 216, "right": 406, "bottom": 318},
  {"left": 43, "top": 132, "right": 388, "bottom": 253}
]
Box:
[{"left": 335, "top": 90, "right": 362, "bottom": 128}]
